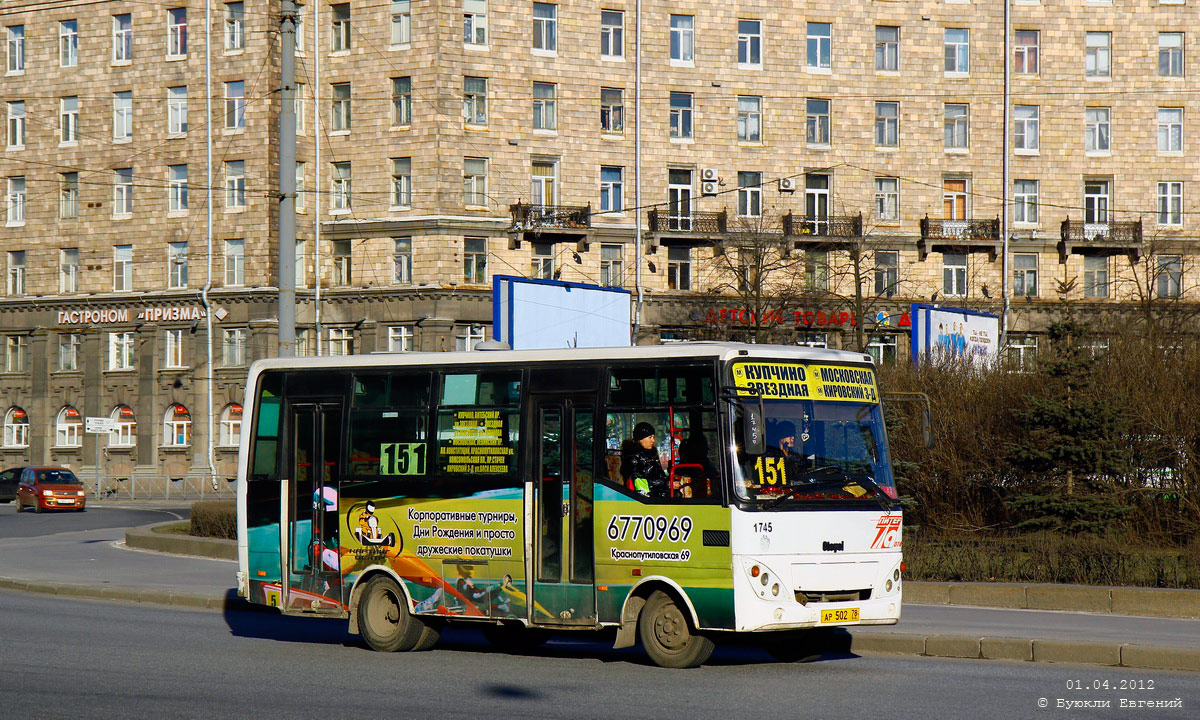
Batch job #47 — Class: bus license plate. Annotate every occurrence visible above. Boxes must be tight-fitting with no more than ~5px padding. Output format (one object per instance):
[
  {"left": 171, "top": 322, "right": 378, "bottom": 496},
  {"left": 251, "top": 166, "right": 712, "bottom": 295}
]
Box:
[{"left": 820, "top": 608, "right": 859, "bottom": 623}]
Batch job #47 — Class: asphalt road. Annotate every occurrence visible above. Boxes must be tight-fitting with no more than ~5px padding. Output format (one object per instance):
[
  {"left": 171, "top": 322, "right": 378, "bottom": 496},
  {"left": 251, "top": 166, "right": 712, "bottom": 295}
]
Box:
[
  {"left": 0, "top": 502, "right": 191, "bottom": 539},
  {"left": 0, "top": 591, "right": 1195, "bottom": 720}
]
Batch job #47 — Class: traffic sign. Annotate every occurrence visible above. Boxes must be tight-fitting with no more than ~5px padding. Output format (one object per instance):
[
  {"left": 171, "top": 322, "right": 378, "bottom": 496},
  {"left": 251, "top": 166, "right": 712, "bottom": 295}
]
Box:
[{"left": 84, "top": 417, "right": 115, "bottom": 434}]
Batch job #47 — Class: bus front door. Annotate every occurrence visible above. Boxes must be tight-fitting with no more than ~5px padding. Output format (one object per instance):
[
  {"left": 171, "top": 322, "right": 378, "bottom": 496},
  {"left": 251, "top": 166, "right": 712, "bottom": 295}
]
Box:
[
  {"left": 283, "top": 402, "right": 344, "bottom": 615},
  {"left": 531, "top": 396, "right": 597, "bottom": 626}
]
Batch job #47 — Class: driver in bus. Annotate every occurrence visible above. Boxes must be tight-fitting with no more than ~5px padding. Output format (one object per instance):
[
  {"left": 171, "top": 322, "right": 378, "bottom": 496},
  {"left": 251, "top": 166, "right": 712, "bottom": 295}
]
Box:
[
  {"left": 621, "top": 422, "right": 668, "bottom": 498},
  {"left": 766, "top": 420, "right": 812, "bottom": 479}
]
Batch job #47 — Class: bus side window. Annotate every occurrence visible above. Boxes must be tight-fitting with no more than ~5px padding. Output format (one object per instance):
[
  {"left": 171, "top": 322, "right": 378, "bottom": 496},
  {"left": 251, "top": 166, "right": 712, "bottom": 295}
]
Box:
[
  {"left": 347, "top": 371, "right": 432, "bottom": 479},
  {"left": 250, "top": 371, "right": 283, "bottom": 481}
]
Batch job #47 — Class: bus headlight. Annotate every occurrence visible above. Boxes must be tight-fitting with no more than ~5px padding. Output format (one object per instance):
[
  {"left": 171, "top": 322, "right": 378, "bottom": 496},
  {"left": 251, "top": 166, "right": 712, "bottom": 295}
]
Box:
[{"left": 743, "top": 559, "right": 786, "bottom": 602}]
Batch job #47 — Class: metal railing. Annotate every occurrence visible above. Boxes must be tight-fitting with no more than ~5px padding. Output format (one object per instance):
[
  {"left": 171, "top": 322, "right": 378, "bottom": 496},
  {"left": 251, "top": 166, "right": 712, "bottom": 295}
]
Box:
[
  {"left": 508, "top": 203, "right": 591, "bottom": 231},
  {"left": 1060, "top": 217, "right": 1142, "bottom": 244},
  {"left": 647, "top": 208, "right": 727, "bottom": 233},
  {"left": 783, "top": 212, "right": 863, "bottom": 238},
  {"left": 919, "top": 216, "right": 1000, "bottom": 241}
]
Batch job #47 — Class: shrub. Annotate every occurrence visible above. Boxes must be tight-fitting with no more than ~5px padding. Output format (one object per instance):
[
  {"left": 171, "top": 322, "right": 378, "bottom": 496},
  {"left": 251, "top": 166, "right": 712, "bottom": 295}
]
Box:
[{"left": 190, "top": 500, "right": 236, "bottom": 540}]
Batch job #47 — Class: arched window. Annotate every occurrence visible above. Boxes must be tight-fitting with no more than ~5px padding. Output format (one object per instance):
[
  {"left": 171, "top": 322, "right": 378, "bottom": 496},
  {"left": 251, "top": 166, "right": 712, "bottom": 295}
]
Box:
[
  {"left": 3, "top": 406, "right": 29, "bottom": 448},
  {"left": 219, "top": 403, "right": 243, "bottom": 447},
  {"left": 163, "top": 404, "right": 192, "bottom": 447},
  {"left": 55, "top": 405, "right": 83, "bottom": 447},
  {"left": 109, "top": 404, "right": 137, "bottom": 447}
]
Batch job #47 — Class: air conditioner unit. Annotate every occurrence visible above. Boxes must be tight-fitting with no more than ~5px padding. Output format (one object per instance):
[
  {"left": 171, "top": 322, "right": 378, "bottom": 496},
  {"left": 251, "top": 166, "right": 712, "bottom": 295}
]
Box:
[
  {"left": 701, "top": 168, "right": 719, "bottom": 182},
  {"left": 778, "top": 177, "right": 797, "bottom": 192},
  {"left": 701, "top": 181, "right": 719, "bottom": 196}
]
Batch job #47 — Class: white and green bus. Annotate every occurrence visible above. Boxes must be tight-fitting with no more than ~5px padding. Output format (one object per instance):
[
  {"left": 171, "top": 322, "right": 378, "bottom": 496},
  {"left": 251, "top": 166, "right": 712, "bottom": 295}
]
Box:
[{"left": 236, "top": 342, "right": 904, "bottom": 667}]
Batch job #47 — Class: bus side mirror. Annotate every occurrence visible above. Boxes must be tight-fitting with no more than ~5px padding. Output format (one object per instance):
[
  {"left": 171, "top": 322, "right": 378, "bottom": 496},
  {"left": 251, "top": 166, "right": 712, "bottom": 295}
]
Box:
[
  {"left": 743, "top": 406, "right": 765, "bottom": 456},
  {"left": 922, "top": 407, "right": 935, "bottom": 450}
]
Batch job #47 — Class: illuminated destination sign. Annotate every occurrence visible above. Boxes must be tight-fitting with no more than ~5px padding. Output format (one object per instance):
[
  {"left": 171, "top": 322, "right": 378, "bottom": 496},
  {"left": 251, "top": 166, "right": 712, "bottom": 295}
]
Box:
[
  {"left": 732, "top": 362, "right": 879, "bottom": 403},
  {"left": 57, "top": 306, "right": 208, "bottom": 326}
]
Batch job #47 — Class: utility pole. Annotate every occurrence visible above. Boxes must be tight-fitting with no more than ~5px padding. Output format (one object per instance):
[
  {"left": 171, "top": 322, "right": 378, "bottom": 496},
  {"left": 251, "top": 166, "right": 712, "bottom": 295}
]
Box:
[
  {"left": 278, "top": 0, "right": 298, "bottom": 357},
  {"left": 1000, "top": 0, "right": 1012, "bottom": 351}
]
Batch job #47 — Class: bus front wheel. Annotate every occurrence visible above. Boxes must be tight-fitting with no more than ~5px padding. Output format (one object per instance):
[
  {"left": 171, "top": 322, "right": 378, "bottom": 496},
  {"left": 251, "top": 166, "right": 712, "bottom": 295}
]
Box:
[
  {"left": 638, "top": 590, "right": 715, "bottom": 668},
  {"left": 357, "top": 575, "right": 440, "bottom": 652}
]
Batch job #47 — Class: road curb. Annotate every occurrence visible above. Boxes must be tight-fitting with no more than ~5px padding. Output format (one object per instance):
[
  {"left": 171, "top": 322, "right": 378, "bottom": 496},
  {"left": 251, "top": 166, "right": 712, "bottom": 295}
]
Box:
[
  {"left": 124, "top": 522, "right": 237, "bottom": 561},
  {"left": 906, "top": 581, "right": 1200, "bottom": 620}
]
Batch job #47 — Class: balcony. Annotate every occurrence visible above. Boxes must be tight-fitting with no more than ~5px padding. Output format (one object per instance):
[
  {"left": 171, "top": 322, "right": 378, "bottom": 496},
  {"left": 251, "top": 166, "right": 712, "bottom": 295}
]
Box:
[
  {"left": 1059, "top": 217, "right": 1142, "bottom": 262},
  {"left": 918, "top": 216, "right": 1001, "bottom": 260},
  {"left": 647, "top": 208, "right": 728, "bottom": 234},
  {"left": 508, "top": 203, "right": 591, "bottom": 249},
  {"left": 783, "top": 212, "right": 862, "bottom": 247}
]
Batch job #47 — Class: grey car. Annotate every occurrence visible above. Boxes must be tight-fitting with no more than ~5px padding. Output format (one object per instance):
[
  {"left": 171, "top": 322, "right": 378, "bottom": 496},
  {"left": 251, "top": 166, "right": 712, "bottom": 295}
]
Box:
[{"left": 0, "top": 467, "right": 17, "bottom": 503}]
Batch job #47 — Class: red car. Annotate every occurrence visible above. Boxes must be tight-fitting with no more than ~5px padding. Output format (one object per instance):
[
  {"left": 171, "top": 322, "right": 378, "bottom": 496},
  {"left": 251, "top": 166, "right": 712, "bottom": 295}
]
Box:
[{"left": 13, "top": 467, "right": 87, "bottom": 513}]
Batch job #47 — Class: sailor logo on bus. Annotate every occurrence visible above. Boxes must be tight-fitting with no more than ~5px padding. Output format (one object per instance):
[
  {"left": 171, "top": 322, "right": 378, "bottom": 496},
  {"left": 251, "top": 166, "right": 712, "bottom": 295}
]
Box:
[{"left": 871, "top": 515, "right": 902, "bottom": 549}]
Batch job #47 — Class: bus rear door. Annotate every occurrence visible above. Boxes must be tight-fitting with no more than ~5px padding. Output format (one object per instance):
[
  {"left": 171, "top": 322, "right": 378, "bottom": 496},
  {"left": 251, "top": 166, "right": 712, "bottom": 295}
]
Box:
[
  {"left": 283, "top": 401, "right": 344, "bottom": 615},
  {"left": 531, "top": 394, "right": 597, "bottom": 625}
]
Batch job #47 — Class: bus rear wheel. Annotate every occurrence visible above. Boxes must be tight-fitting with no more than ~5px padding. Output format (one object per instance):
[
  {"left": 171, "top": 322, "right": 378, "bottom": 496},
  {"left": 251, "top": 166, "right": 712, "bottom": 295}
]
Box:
[
  {"left": 638, "top": 590, "right": 715, "bottom": 668},
  {"left": 357, "top": 575, "right": 440, "bottom": 652}
]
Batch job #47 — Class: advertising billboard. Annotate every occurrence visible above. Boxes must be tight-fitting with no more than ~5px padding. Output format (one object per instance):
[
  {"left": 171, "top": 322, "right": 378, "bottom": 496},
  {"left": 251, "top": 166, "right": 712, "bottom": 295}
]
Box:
[
  {"left": 910, "top": 304, "right": 1000, "bottom": 367},
  {"left": 493, "top": 275, "right": 632, "bottom": 350}
]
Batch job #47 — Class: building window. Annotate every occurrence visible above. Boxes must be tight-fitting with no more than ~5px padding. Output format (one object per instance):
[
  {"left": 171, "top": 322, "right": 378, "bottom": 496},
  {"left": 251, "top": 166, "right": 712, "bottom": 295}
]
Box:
[
  {"left": 464, "top": 77, "right": 488, "bottom": 125},
  {"left": 1158, "top": 108, "right": 1183, "bottom": 153},
  {"left": 804, "top": 249, "right": 828, "bottom": 291},
  {"left": 393, "top": 237, "right": 413, "bottom": 284},
  {"left": 601, "top": 10, "right": 624, "bottom": 59},
  {"left": 1086, "top": 32, "right": 1111, "bottom": 77},
  {"left": 168, "top": 86, "right": 188, "bottom": 134},
  {"left": 1085, "top": 107, "right": 1111, "bottom": 152},
  {"left": 55, "top": 407, "right": 82, "bottom": 447},
  {"left": 218, "top": 404, "right": 242, "bottom": 447},
  {"left": 1013, "top": 253, "right": 1038, "bottom": 297},
  {"left": 1014, "top": 105, "right": 1039, "bottom": 151},
  {"left": 944, "top": 104, "right": 969, "bottom": 149},
  {"left": 874, "top": 177, "right": 899, "bottom": 221},
  {"left": 1158, "top": 181, "right": 1183, "bottom": 226},
  {"left": 390, "top": 0, "right": 412, "bottom": 46},
  {"left": 943, "top": 252, "right": 967, "bottom": 297},
  {"left": 6, "top": 25, "right": 24, "bottom": 73},
  {"left": 1014, "top": 30, "right": 1038, "bottom": 74},
  {"left": 1013, "top": 179, "right": 1039, "bottom": 224},
  {"left": 807, "top": 22, "right": 831, "bottom": 70},
  {"left": 222, "top": 328, "right": 247, "bottom": 366},
  {"left": 1006, "top": 334, "right": 1038, "bottom": 372},
  {"left": 533, "top": 3, "right": 557, "bottom": 52},
  {"left": 806, "top": 98, "right": 835, "bottom": 144},
  {"left": 531, "top": 242, "right": 555, "bottom": 280},
  {"left": 867, "top": 335, "right": 898, "bottom": 365},
  {"left": 3, "top": 407, "right": 29, "bottom": 447},
  {"left": 1084, "top": 181, "right": 1110, "bottom": 224},
  {"left": 875, "top": 251, "right": 898, "bottom": 297},
  {"left": 944, "top": 28, "right": 969, "bottom": 74},
  {"left": 875, "top": 101, "right": 899, "bottom": 147},
  {"left": 737, "top": 172, "right": 762, "bottom": 218},
  {"left": 331, "top": 161, "right": 352, "bottom": 211},
  {"left": 108, "top": 331, "right": 135, "bottom": 370},
  {"left": 462, "top": 0, "right": 485, "bottom": 46},
  {"left": 392, "top": 77, "right": 412, "bottom": 125},
  {"left": 222, "top": 160, "right": 246, "bottom": 210},
  {"left": 667, "top": 247, "right": 692, "bottom": 290},
  {"left": 59, "top": 173, "right": 79, "bottom": 220},
  {"left": 58, "top": 333, "right": 81, "bottom": 371},
  {"left": 601, "top": 88, "right": 624, "bottom": 133},
  {"left": 533, "top": 82, "right": 557, "bottom": 131},
  {"left": 4, "top": 335, "right": 27, "bottom": 372},
  {"left": 331, "top": 4, "right": 351, "bottom": 52},
  {"left": 59, "top": 248, "right": 79, "bottom": 293},
  {"left": 169, "top": 164, "right": 189, "bottom": 212},
  {"left": 670, "top": 14, "right": 694, "bottom": 63},
  {"left": 737, "top": 96, "right": 762, "bottom": 142},
  {"left": 7, "top": 101, "right": 25, "bottom": 148},
  {"left": 600, "top": 244, "right": 624, "bottom": 286},
  {"left": 6, "top": 178, "right": 24, "bottom": 227},
  {"left": 167, "top": 8, "right": 188, "bottom": 58},
  {"left": 113, "top": 91, "right": 133, "bottom": 140},
  {"left": 60, "top": 20, "right": 79, "bottom": 67},
  {"left": 390, "top": 157, "right": 412, "bottom": 207},
  {"left": 387, "top": 326, "right": 412, "bottom": 353},
  {"left": 530, "top": 159, "right": 556, "bottom": 209},
  {"left": 1157, "top": 255, "right": 1182, "bottom": 298},
  {"left": 332, "top": 239, "right": 352, "bottom": 286},
  {"left": 113, "top": 168, "right": 133, "bottom": 217},
  {"left": 328, "top": 327, "right": 354, "bottom": 356},
  {"left": 464, "top": 237, "right": 488, "bottom": 283},
  {"left": 669, "top": 92, "right": 693, "bottom": 139},
  {"left": 163, "top": 405, "right": 192, "bottom": 447},
  {"left": 1084, "top": 255, "right": 1109, "bottom": 298},
  {"left": 113, "top": 14, "right": 133, "bottom": 62},
  {"left": 294, "top": 82, "right": 307, "bottom": 134},
  {"left": 295, "top": 239, "right": 306, "bottom": 287},
  {"left": 225, "top": 238, "right": 244, "bottom": 286},
  {"left": 331, "top": 82, "right": 352, "bottom": 131},
  {"left": 5, "top": 250, "right": 23, "bottom": 295},
  {"left": 875, "top": 26, "right": 898, "bottom": 71},
  {"left": 60, "top": 96, "right": 79, "bottom": 144},
  {"left": 738, "top": 19, "right": 762, "bottom": 67},
  {"left": 1158, "top": 33, "right": 1184, "bottom": 77},
  {"left": 109, "top": 405, "right": 137, "bottom": 447},
  {"left": 224, "top": 2, "right": 244, "bottom": 50},
  {"left": 295, "top": 163, "right": 306, "bottom": 212},
  {"left": 164, "top": 328, "right": 185, "bottom": 368},
  {"left": 599, "top": 166, "right": 624, "bottom": 213},
  {"left": 667, "top": 169, "right": 693, "bottom": 230},
  {"left": 168, "top": 242, "right": 188, "bottom": 288},
  {"left": 114, "top": 245, "right": 133, "bottom": 291},
  {"left": 225, "top": 81, "right": 245, "bottom": 129},
  {"left": 463, "top": 158, "right": 488, "bottom": 206},
  {"left": 456, "top": 325, "right": 486, "bottom": 351},
  {"left": 944, "top": 178, "right": 969, "bottom": 222}
]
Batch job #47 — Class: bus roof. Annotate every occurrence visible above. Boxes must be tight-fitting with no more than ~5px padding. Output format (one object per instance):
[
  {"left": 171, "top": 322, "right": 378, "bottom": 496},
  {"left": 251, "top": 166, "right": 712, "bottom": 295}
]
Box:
[{"left": 245, "top": 342, "right": 875, "bottom": 378}]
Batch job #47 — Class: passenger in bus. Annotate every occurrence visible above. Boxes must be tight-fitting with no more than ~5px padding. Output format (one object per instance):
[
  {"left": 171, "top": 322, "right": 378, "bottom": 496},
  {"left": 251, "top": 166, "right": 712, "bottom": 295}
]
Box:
[{"left": 621, "top": 422, "right": 668, "bottom": 498}]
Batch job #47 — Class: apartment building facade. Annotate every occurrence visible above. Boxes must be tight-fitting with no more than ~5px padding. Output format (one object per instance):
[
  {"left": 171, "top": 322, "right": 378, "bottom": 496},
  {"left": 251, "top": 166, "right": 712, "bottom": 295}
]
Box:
[{"left": 1, "top": 0, "right": 1198, "bottom": 482}]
